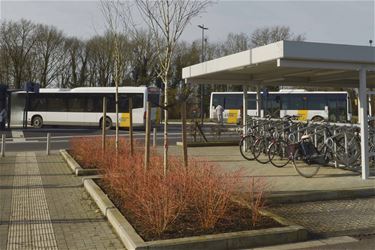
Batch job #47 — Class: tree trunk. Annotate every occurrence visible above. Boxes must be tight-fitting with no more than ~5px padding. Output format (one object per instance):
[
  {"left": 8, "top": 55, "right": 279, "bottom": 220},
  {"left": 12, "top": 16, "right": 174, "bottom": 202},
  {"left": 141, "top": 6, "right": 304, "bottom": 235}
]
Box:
[
  {"left": 163, "top": 83, "right": 168, "bottom": 176},
  {"left": 102, "top": 96, "right": 107, "bottom": 152},
  {"left": 144, "top": 101, "right": 151, "bottom": 170},
  {"left": 129, "top": 97, "right": 134, "bottom": 155}
]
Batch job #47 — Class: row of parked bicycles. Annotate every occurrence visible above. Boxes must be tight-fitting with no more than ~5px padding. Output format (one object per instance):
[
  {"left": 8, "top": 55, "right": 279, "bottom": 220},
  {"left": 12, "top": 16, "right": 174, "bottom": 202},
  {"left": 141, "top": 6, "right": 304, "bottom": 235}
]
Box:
[{"left": 238, "top": 115, "right": 364, "bottom": 178}]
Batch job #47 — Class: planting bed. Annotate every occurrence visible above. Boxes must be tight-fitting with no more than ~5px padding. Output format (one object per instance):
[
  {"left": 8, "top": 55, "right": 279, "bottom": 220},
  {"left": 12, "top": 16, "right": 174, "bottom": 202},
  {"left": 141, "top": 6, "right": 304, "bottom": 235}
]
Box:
[
  {"left": 96, "top": 179, "right": 283, "bottom": 241},
  {"left": 71, "top": 137, "right": 308, "bottom": 249}
]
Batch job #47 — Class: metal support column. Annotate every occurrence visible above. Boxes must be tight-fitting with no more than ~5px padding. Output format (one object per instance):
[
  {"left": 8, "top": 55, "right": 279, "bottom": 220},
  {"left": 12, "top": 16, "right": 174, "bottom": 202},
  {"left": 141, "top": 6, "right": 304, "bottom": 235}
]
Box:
[
  {"left": 369, "top": 93, "right": 373, "bottom": 117},
  {"left": 256, "top": 85, "right": 261, "bottom": 117},
  {"left": 359, "top": 68, "right": 369, "bottom": 180},
  {"left": 357, "top": 90, "right": 361, "bottom": 124},
  {"left": 243, "top": 84, "right": 248, "bottom": 129}
]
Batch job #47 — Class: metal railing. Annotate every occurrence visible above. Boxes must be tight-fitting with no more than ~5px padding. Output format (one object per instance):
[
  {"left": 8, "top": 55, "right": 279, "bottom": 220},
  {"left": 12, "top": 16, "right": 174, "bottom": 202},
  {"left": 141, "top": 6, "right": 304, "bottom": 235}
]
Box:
[{"left": 0, "top": 128, "right": 161, "bottom": 157}]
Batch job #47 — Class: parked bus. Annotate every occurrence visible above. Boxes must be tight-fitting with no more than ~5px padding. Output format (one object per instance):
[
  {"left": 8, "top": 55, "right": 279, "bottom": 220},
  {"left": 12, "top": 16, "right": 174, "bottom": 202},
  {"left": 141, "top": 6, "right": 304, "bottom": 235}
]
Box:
[
  {"left": 210, "top": 89, "right": 352, "bottom": 123},
  {"left": 10, "top": 86, "right": 160, "bottom": 129}
]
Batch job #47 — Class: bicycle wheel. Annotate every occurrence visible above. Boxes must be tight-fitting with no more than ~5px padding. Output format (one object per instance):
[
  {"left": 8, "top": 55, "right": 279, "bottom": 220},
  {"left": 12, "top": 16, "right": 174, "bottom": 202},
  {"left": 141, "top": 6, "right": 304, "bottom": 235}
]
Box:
[
  {"left": 292, "top": 146, "right": 321, "bottom": 178},
  {"left": 252, "top": 138, "right": 271, "bottom": 164},
  {"left": 335, "top": 135, "right": 361, "bottom": 167},
  {"left": 239, "top": 135, "right": 256, "bottom": 160},
  {"left": 268, "top": 139, "right": 290, "bottom": 168}
]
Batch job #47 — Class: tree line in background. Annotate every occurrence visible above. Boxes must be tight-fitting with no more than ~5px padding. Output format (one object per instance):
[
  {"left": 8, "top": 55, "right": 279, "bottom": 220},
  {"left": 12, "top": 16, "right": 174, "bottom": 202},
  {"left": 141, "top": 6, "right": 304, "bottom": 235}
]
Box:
[
  {"left": 0, "top": 19, "right": 305, "bottom": 88},
  {"left": 0, "top": 18, "right": 305, "bottom": 117}
]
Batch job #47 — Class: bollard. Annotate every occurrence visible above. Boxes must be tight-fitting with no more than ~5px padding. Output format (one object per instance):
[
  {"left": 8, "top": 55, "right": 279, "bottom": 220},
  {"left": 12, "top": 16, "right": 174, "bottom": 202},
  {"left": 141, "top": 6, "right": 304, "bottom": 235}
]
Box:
[
  {"left": 314, "top": 127, "right": 318, "bottom": 148},
  {"left": 46, "top": 133, "right": 50, "bottom": 155},
  {"left": 153, "top": 127, "right": 157, "bottom": 147},
  {"left": 1, "top": 134, "right": 5, "bottom": 157},
  {"left": 333, "top": 129, "right": 338, "bottom": 168},
  {"left": 344, "top": 130, "right": 348, "bottom": 166}
]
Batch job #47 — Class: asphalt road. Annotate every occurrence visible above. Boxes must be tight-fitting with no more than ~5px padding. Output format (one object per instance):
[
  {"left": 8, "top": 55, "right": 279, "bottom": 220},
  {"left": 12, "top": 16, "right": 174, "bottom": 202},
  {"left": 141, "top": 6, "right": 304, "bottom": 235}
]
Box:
[{"left": 1, "top": 124, "right": 239, "bottom": 152}]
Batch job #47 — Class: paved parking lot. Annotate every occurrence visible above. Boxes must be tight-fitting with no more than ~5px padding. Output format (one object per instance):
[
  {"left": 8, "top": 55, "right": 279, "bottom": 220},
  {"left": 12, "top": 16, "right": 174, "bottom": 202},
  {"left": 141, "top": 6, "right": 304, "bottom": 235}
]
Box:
[
  {"left": 268, "top": 198, "right": 375, "bottom": 237},
  {"left": 167, "top": 146, "right": 375, "bottom": 202}
]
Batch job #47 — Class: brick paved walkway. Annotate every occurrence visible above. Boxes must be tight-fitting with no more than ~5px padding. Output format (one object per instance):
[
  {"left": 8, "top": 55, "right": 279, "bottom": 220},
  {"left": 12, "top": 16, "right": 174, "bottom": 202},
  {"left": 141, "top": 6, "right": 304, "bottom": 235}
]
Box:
[
  {"left": 0, "top": 152, "right": 124, "bottom": 250},
  {"left": 268, "top": 198, "right": 375, "bottom": 237}
]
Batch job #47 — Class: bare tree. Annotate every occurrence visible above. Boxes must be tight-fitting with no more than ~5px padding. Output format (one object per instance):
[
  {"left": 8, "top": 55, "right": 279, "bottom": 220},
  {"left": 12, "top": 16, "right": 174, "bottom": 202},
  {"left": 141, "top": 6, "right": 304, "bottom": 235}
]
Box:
[
  {"left": 251, "top": 26, "right": 305, "bottom": 47},
  {"left": 100, "top": 0, "right": 132, "bottom": 151},
  {"left": 0, "top": 19, "right": 38, "bottom": 88},
  {"left": 63, "top": 38, "right": 88, "bottom": 88},
  {"left": 135, "top": 0, "right": 211, "bottom": 175},
  {"left": 221, "top": 32, "right": 249, "bottom": 55},
  {"left": 34, "top": 24, "right": 65, "bottom": 87},
  {"left": 130, "top": 30, "right": 158, "bottom": 86},
  {"left": 86, "top": 34, "right": 115, "bottom": 87}
]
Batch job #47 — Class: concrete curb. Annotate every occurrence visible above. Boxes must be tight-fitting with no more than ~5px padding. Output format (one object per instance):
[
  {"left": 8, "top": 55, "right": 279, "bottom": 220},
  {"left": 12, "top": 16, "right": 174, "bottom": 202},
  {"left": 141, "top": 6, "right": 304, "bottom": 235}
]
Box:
[
  {"left": 176, "top": 141, "right": 238, "bottom": 147},
  {"left": 83, "top": 178, "right": 308, "bottom": 250},
  {"left": 268, "top": 188, "right": 375, "bottom": 204},
  {"left": 253, "top": 236, "right": 358, "bottom": 250},
  {"left": 59, "top": 149, "right": 100, "bottom": 176}
]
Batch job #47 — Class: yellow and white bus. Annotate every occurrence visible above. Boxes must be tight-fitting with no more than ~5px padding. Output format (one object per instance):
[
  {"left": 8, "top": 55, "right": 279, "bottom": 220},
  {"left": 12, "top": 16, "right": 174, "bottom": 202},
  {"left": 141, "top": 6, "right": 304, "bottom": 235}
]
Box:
[
  {"left": 210, "top": 89, "right": 352, "bottom": 123},
  {"left": 11, "top": 86, "right": 160, "bottom": 129}
]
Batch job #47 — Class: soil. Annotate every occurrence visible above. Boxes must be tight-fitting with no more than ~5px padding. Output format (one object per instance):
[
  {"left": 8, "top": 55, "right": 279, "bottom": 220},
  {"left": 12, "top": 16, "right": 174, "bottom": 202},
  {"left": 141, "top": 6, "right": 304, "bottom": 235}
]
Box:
[
  {"left": 68, "top": 150, "right": 97, "bottom": 169},
  {"left": 95, "top": 179, "right": 284, "bottom": 241}
]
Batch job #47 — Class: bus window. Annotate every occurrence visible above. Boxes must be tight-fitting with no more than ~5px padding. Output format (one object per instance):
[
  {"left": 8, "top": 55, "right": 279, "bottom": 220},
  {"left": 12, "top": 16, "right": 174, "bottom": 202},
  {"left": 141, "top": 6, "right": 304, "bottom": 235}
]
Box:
[
  {"left": 132, "top": 94, "right": 144, "bottom": 109},
  {"left": 148, "top": 93, "right": 160, "bottom": 107},
  {"left": 286, "top": 94, "right": 307, "bottom": 110},
  {"left": 29, "top": 94, "right": 47, "bottom": 111},
  {"left": 307, "top": 95, "right": 326, "bottom": 110},
  {"left": 47, "top": 95, "right": 67, "bottom": 112},
  {"left": 87, "top": 95, "right": 103, "bottom": 112},
  {"left": 68, "top": 94, "right": 86, "bottom": 112},
  {"left": 119, "top": 95, "right": 129, "bottom": 112},
  {"left": 262, "top": 94, "right": 280, "bottom": 117},
  {"left": 247, "top": 94, "right": 256, "bottom": 109},
  {"left": 212, "top": 94, "right": 225, "bottom": 107},
  {"left": 224, "top": 94, "right": 242, "bottom": 109}
]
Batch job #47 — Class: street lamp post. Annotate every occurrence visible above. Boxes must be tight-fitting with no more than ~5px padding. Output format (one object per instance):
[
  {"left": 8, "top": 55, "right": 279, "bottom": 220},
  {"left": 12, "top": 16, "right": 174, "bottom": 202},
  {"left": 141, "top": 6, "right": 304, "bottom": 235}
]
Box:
[{"left": 198, "top": 24, "right": 208, "bottom": 125}]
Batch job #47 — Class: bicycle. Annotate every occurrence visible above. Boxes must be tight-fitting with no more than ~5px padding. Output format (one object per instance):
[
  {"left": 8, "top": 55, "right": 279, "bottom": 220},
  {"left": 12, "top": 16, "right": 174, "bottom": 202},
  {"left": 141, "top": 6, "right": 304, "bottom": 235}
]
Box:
[
  {"left": 267, "top": 116, "right": 300, "bottom": 168},
  {"left": 239, "top": 117, "right": 270, "bottom": 161},
  {"left": 291, "top": 133, "right": 332, "bottom": 178}
]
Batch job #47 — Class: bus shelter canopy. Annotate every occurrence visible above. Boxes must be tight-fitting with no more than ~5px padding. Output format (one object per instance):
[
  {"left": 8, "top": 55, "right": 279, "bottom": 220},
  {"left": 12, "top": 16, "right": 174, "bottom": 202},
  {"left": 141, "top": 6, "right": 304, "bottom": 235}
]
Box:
[
  {"left": 182, "top": 41, "right": 375, "bottom": 88},
  {"left": 182, "top": 40, "right": 375, "bottom": 180}
]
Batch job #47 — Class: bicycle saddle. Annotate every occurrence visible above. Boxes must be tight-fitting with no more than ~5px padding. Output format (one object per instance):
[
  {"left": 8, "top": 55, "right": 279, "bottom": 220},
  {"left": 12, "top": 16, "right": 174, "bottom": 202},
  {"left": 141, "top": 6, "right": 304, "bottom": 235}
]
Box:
[{"left": 301, "top": 134, "right": 311, "bottom": 140}]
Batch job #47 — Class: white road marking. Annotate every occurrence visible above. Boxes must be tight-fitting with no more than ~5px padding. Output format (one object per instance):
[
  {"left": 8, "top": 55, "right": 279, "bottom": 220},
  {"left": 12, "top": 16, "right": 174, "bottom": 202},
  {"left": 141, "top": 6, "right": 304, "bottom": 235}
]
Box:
[{"left": 11, "top": 130, "right": 26, "bottom": 142}]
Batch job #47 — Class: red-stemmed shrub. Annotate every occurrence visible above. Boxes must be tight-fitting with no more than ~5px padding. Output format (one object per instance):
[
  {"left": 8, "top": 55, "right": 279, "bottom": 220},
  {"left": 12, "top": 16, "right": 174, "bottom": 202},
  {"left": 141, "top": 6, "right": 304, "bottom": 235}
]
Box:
[
  {"left": 188, "top": 160, "right": 243, "bottom": 230},
  {"left": 70, "top": 137, "right": 269, "bottom": 239}
]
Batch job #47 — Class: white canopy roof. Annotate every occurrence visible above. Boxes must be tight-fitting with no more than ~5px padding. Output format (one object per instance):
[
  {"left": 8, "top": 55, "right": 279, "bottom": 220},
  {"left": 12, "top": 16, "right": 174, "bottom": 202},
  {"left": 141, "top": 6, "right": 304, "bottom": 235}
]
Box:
[{"left": 182, "top": 41, "right": 375, "bottom": 88}]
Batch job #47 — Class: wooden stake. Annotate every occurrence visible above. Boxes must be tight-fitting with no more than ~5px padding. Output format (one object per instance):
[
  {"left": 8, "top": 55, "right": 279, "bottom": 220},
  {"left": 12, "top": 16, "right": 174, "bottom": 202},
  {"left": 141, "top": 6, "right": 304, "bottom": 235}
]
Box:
[
  {"left": 102, "top": 96, "right": 107, "bottom": 152},
  {"left": 181, "top": 101, "right": 188, "bottom": 167},
  {"left": 129, "top": 97, "right": 133, "bottom": 155},
  {"left": 144, "top": 101, "right": 151, "bottom": 170}
]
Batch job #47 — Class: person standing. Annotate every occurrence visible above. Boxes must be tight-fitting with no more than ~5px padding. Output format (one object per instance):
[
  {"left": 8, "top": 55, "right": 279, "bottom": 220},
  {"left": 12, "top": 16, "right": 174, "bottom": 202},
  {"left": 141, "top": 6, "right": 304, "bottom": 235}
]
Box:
[
  {"left": 0, "top": 107, "right": 7, "bottom": 131},
  {"left": 215, "top": 104, "right": 224, "bottom": 125}
]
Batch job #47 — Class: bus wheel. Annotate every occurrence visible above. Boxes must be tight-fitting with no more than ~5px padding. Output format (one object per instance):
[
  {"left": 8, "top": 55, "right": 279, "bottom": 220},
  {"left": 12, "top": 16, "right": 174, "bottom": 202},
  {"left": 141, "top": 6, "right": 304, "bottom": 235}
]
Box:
[
  {"left": 312, "top": 116, "right": 324, "bottom": 122},
  {"left": 100, "top": 117, "right": 112, "bottom": 130},
  {"left": 31, "top": 116, "right": 43, "bottom": 128}
]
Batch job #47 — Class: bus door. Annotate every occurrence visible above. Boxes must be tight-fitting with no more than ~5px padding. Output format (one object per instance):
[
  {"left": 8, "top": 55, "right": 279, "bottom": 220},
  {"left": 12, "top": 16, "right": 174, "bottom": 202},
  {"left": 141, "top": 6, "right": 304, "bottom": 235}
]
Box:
[
  {"left": 327, "top": 95, "right": 347, "bottom": 122},
  {"left": 269, "top": 95, "right": 281, "bottom": 118},
  {"left": 327, "top": 99, "right": 338, "bottom": 122},
  {"left": 119, "top": 95, "right": 130, "bottom": 128},
  {"left": 224, "top": 94, "right": 241, "bottom": 124}
]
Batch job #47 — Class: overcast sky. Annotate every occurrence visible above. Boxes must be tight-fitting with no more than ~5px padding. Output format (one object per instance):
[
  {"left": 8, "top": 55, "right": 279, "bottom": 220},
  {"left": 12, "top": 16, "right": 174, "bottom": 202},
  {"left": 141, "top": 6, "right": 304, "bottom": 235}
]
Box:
[{"left": 1, "top": 0, "right": 374, "bottom": 46}]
